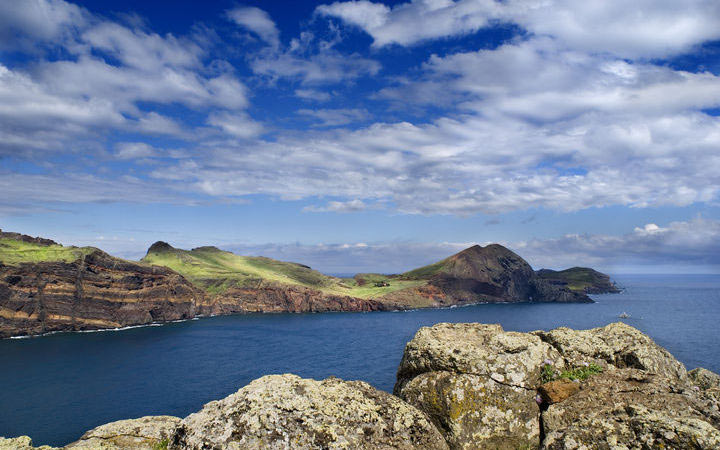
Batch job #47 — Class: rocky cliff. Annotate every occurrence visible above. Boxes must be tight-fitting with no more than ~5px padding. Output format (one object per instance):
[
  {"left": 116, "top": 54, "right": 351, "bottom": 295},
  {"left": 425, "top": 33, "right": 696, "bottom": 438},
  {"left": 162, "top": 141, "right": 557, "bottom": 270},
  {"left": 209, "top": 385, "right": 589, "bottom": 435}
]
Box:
[
  {"left": 3, "top": 322, "right": 718, "bottom": 449},
  {"left": 536, "top": 267, "right": 621, "bottom": 294},
  {"left": 0, "top": 232, "right": 202, "bottom": 338}
]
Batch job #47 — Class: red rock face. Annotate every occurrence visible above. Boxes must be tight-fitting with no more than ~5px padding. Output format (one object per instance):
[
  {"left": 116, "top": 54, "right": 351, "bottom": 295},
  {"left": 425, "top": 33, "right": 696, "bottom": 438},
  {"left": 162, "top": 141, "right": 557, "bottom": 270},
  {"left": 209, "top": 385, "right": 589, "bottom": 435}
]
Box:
[
  {"left": 0, "top": 250, "right": 202, "bottom": 338},
  {"left": 198, "top": 285, "right": 390, "bottom": 315}
]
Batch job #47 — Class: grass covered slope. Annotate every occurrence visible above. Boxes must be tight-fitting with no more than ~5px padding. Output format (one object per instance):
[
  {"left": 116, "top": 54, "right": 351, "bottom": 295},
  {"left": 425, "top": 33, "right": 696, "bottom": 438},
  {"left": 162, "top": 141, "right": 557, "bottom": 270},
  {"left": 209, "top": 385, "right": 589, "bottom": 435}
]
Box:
[
  {"left": 141, "top": 242, "right": 424, "bottom": 299},
  {"left": 0, "top": 231, "right": 97, "bottom": 266},
  {"left": 536, "top": 267, "right": 620, "bottom": 294}
]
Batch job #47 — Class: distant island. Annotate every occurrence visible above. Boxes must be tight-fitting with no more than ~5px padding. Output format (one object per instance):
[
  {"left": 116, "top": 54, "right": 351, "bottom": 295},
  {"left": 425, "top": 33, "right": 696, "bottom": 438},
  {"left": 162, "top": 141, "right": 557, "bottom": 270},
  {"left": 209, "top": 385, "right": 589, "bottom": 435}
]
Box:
[{"left": 0, "top": 229, "right": 617, "bottom": 338}]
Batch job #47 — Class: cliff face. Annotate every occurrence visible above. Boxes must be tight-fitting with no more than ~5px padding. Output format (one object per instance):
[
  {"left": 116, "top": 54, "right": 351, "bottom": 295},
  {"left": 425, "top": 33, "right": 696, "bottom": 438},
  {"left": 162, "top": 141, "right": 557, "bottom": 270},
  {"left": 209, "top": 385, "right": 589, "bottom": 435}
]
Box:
[
  {"left": 0, "top": 249, "right": 202, "bottom": 338},
  {"left": 536, "top": 267, "right": 621, "bottom": 294},
  {"left": 198, "top": 284, "right": 390, "bottom": 315}
]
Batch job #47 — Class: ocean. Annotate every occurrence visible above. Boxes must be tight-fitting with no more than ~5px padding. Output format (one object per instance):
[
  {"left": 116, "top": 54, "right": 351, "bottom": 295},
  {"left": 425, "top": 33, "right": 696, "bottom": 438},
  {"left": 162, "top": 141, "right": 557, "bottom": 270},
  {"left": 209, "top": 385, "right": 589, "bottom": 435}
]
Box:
[{"left": 1, "top": 274, "right": 718, "bottom": 446}]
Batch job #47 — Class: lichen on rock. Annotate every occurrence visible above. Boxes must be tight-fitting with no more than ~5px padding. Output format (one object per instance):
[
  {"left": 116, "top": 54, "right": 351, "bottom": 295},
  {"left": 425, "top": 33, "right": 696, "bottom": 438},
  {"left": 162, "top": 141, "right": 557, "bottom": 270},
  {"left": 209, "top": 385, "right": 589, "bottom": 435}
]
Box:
[
  {"left": 65, "top": 416, "right": 180, "bottom": 449},
  {"left": 394, "top": 323, "right": 557, "bottom": 449},
  {"left": 171, "top": 374, "right": 449, "bottom": 449}
]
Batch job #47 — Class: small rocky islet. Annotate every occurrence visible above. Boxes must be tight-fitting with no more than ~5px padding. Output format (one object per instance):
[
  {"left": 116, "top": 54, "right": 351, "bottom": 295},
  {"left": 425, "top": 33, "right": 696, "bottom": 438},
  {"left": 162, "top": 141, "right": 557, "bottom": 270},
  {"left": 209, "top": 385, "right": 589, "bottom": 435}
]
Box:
[
  {"left": 2, "top": 322, "right": 718, "bottom": 449},
  {"left": 1, "top": 229, "right": 612, "bottom": 339}
]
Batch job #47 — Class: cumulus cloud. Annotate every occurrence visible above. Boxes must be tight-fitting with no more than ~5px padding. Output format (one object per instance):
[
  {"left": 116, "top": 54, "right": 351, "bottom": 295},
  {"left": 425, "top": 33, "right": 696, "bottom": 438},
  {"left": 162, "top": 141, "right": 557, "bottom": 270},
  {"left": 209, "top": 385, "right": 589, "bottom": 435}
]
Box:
[
  {"left": 318, "top": 0, "right": 720, "bottom": 58},
  {"left": 0, "top": 1, "right": 251, "bottom": 156},
  {"left": 227, "top": 6, "right": 280, "bottom": 47}
]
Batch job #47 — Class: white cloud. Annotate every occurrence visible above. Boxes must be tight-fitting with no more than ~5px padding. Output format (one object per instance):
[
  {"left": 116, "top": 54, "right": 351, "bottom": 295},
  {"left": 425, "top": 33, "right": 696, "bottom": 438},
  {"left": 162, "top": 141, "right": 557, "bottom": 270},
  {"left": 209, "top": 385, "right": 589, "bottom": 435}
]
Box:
[
  {"left": 227, "top": 6, "right": 280, "bottom": 47},
  {"left": 114, "top": 142, "right": 157, "bottom": 160},
  {"left": 295, "top": 89, "right": 332, "bottom": 102},
  {"left": 319, "top": 0, "right": 720, "bottom": 58},
  {"left": 0, "top": 0, "right": 86, "bottom": 49},
  {"left": 249, "top": 30, "right": 380, "bottom": 85},
  {"left": 303, "top": 199, "right": 368, "bottom": 213},
  {"left": 206, "top": 111, "right": 264, "bottom": 139},
  {"left": 515, "top": 217, "right": 720, "bottom": 271},
  {"left": 298, "top": 108, "right": 370, "bottom": 127}
]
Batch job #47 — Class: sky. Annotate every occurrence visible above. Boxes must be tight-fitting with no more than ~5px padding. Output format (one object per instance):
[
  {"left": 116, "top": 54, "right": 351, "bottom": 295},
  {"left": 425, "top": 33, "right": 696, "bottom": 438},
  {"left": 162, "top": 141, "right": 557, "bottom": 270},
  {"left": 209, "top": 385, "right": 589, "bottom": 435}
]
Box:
[{"left": 1, "top": 0, "right": 720, "bottom": 274}]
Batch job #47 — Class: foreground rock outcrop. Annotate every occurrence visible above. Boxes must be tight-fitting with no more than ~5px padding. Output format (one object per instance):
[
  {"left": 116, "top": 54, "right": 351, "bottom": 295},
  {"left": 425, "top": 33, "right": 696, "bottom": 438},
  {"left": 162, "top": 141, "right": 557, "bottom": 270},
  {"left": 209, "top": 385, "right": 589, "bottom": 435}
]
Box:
[
  {"left": 1, "top": 323, "right": 718, "bottom": 449},
  {"left": 173, "top": 374, "right": 448, "bottom": 449},
  {"left": 395, "top": 322, "right": 720, "bottom": 449}
]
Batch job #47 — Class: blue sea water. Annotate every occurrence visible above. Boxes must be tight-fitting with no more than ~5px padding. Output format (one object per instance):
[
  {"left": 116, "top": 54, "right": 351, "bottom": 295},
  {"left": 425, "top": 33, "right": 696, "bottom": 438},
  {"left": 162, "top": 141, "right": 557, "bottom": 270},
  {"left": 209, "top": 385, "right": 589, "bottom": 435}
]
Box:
[{"left": 1, "top": 274, "right": 719, "bottom": 446}]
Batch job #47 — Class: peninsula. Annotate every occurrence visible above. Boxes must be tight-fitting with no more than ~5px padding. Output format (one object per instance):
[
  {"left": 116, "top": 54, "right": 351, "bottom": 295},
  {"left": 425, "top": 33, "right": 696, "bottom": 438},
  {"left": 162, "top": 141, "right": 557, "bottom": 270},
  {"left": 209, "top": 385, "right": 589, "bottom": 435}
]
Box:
[{"left": 0, "top": 229, "right": 604, "bottom": 338}]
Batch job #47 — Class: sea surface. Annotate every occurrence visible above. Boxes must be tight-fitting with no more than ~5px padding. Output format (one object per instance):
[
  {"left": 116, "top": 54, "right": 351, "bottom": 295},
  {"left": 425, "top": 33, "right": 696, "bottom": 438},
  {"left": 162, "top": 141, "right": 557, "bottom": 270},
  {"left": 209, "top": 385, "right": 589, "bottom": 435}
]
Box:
[{"left": 1, "top": 274, "right": 719, "bottom": 446}]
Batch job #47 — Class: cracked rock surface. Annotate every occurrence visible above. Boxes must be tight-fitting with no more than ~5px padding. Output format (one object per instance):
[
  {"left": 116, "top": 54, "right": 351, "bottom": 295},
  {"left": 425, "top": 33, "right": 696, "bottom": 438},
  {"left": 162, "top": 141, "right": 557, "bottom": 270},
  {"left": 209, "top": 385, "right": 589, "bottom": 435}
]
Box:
[
  {"left": 395, "top": 322, "right": 720, "bottom": 450},
  {"left": 394, "top": 323, "right": 557, "bottom": 449},
  {"left": 65, "top": 416, "right": 180, "bottom": 449},
  {"left": 171, "top": 374, "right": 449, "bottom": 449}
]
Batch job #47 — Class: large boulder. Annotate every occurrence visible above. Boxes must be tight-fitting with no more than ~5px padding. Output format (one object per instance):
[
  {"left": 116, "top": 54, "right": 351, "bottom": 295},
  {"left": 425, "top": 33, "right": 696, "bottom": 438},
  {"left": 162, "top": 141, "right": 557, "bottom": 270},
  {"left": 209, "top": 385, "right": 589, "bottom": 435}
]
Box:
[
  {"left": 0, "top": 436, "right": 55, "bottom": 450},
  {"left": 541, "top": 368, "right": 720, "bottom": 449},
  {"left": 395, "top": 322, "right": 720, "bottom": 450},
  {"left": 64, "top": 416, "right": 180, "bottom": 449},
  {"left": 171, "top": 374, "right": 448, "bottom": 449},
  {"left": 532, "top": 322, "right": 687, "bottom": 380},
  {"left": 394, "top": 323, "right": 560, "bottom": 449}
]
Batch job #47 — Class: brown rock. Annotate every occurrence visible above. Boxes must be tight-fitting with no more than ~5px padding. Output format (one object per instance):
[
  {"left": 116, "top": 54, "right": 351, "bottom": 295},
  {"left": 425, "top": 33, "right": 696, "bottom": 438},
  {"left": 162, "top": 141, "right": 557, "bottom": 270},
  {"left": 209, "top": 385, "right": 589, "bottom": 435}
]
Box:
[
  {"left": 538, "top": 379, "right": 580, "bottom": 404},
  {"left": 541, "top": 368, "right": 720, "bottom": 449},
  {"left": 0, "top": 250, "right": 203, "bottom": 338}
]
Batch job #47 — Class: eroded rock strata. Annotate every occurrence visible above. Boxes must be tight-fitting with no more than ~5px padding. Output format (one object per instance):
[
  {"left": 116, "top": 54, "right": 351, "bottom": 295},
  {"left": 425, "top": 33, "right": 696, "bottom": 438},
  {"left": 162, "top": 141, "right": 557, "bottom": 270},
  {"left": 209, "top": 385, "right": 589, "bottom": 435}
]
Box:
[
  {"left": 2, "top": 323, "right": 719, "bottom": 449},
  {"left": 0, "top": 249, "right": 201, "bottom": 339}
]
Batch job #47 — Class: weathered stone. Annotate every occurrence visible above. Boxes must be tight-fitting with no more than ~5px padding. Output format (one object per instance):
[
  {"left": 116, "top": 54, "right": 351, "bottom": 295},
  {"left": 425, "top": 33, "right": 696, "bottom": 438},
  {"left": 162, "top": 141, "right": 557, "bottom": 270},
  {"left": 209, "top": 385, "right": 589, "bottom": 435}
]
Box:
[
  {"left": 533, "top": 322, "right": 687, "bottom": 380},
  {"left": 541, "top": 368, "right": 720, "bottom": 449},
  {"left": 396, "top": 323, "right": 561, "bottom": 391},
  {"left": 538, "top": 379, "right": 580, "bottom": 404},
  {"left": 0, "top": 436, "right": 55, "bottom": 450},
  {"left": 395, "top": 323, "right": 558, "bottom": 449},
  {"left": 400, "top": 371, "right": 538, "bottom": 449},
  {"left": 65, "top": 416, "right": 180, "bottom": 449},
  {"left": 172, "top": 374, "right": 449, "bottom": 449},
  {"left": 690, "top": 367, "right": 720, "bottom": 390}
]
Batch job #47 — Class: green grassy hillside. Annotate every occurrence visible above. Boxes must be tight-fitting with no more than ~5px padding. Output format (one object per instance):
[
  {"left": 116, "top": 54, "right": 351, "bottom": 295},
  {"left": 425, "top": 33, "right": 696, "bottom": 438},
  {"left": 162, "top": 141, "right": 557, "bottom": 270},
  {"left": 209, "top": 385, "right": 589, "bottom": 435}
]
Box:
[
  {"left": 536, "top": 267, "right": 619, "bottom": 293},
  {"left": 141, "top": 243, "right": 425, "bottom": 298},
  {"left": 0, "top": 237, "right": 96, "bottom": 266}
]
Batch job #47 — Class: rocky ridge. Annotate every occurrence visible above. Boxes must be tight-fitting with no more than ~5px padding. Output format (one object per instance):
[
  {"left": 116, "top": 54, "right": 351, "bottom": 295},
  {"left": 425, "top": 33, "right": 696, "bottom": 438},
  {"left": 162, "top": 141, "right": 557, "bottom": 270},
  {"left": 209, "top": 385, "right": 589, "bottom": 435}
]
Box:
[{"left": 3, "top": 322, "right": 718, "bottom": 449}]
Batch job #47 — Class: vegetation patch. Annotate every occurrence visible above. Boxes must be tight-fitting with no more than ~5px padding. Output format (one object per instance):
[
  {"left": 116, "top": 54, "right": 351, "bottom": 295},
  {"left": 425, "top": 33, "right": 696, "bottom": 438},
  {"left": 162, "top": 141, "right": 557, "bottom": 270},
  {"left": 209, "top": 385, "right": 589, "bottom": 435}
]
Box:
[
  {"left": 0, "top": 238, "right": 96, "bottom": 266},
  {"left": 541, "top": 361, "right": 603, "bottom": 383},
  {"left": 142, "top": 244, "right": 426, "bottom": 299}
]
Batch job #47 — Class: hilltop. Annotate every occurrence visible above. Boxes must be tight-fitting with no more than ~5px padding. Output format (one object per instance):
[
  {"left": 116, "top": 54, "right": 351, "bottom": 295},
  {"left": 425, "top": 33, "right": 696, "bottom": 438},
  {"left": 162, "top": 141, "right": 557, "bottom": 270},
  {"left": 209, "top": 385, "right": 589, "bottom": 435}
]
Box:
[
  {"left": 536, "top": 267, "right": 621, "bottom": 294},
  {"left": 0, "top": 231, "right": 200, "bottom": 338}
]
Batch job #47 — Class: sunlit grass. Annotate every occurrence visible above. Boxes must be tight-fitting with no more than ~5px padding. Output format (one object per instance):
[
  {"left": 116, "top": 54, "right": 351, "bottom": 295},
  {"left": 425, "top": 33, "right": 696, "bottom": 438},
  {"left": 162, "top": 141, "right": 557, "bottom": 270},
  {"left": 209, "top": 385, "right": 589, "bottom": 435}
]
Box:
[
  {"left": 142, "top": 246, "right": 425, "bottom": 299},
  {"left": 0, "top": 238, "right": 96, "bottom": 265}
]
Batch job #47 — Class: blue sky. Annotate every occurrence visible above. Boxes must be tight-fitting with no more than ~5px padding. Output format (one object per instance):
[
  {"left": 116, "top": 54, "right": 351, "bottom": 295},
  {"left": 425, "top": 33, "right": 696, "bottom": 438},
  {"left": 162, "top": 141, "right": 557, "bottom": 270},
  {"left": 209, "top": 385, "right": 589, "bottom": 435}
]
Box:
[{"left": 1, "top": 0, "right": 720, "bottom": 274}]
